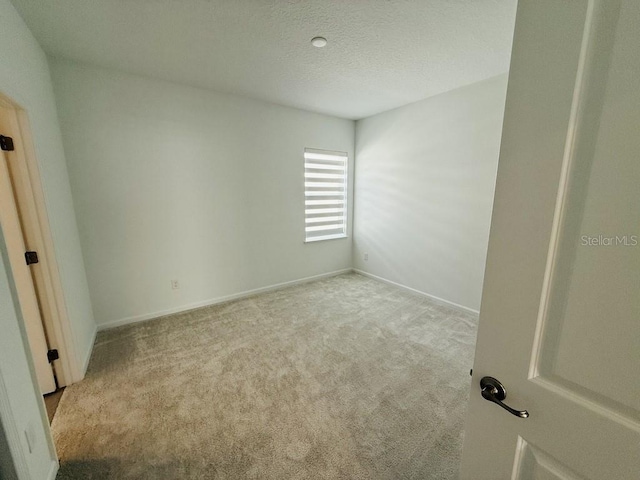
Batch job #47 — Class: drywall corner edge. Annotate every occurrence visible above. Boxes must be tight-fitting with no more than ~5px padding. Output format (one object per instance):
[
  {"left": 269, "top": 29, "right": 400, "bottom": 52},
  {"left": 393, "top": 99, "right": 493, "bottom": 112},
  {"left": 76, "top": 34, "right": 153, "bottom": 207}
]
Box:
[
  {"left": 353, "top": 269, "right": 480, "bottom": 316},
  {"left": 80, "top": 324, "right": 97, "bottom": 376}
]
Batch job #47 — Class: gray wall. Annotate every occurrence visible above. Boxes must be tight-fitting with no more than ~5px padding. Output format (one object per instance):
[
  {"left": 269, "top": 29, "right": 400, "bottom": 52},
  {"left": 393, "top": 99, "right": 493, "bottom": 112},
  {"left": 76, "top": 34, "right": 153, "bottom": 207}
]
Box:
[
  {"left": 353, "top": 75, "right": 508, "bottom": 311},
  {"left": 50, "top": 58, "right": 355, "bottom": 327}
]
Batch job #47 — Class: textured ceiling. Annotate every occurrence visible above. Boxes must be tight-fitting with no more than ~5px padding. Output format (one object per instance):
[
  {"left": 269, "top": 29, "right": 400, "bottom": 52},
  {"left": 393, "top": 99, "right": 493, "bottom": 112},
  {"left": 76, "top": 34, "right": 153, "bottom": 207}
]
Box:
[{"left": 10, "top": 0, "right": 517, "bottom": 119}]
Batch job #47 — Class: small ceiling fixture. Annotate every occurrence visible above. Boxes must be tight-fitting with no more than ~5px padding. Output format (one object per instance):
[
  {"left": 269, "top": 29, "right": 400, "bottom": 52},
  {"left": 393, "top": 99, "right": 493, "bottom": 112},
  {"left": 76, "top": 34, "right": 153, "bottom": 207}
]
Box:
[{"left": 311, "top": 36, "right": 327, "bottom": 48}]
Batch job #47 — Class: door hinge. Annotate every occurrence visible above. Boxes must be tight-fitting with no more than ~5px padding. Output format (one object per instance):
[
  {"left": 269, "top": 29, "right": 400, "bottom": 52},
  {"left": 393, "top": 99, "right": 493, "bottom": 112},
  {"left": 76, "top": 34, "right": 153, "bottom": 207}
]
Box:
[
  {"left": 25, "top": 251, "right": 39, "bottom": 265},
  {"left": 47, "top": 349, "right": 59, "bottom": 363},
  {"left": 0, "top": 135, "right": 14, "bottom": 151}
]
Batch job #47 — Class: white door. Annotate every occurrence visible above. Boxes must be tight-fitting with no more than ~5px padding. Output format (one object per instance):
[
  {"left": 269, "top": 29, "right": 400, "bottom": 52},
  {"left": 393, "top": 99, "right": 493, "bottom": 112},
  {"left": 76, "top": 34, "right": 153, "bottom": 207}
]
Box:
[
  {"left": 460, "top": 1, "right": 639, "bottom": 479},
  {"left": 0, "top": 149, "right": 56, "bottom": 394}
]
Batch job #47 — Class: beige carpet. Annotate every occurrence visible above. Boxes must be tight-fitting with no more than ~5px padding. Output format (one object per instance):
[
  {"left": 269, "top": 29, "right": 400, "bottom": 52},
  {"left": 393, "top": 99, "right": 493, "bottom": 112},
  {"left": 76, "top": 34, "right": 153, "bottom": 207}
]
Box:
[{"left": 53, "top": 273, "right": 478, "bottom": 479}]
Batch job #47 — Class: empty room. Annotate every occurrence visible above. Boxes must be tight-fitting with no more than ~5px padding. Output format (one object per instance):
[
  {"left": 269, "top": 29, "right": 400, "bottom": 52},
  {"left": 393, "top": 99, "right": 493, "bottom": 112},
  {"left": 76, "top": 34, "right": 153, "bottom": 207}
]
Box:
[{"left": 1, "top": 1, "right": 638, "bottom": 479}]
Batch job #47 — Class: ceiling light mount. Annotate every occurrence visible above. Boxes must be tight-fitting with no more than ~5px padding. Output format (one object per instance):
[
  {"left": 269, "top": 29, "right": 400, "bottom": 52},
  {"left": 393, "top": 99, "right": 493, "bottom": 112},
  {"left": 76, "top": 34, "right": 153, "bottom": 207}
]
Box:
[{"left": 311, "top": 36, "right": 327, "bottom": 48}]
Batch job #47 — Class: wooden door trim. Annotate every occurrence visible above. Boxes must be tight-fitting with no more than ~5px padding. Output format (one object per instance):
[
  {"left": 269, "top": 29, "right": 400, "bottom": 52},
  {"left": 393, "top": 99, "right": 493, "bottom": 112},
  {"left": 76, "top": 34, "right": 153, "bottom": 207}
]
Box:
[{"left": 0, "top": 92, "right": 80, "bottom": 386}]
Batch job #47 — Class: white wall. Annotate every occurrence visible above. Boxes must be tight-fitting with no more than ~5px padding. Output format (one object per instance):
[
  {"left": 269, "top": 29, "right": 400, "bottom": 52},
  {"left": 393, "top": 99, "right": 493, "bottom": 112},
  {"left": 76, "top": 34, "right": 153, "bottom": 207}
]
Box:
[
  {"left": 353, "top": 75, "right": 508, "bottom": 312},
  {"left": 0, "top": 0, "right": 96, "bottom": 371},
  {"left": 2, "top": 6, "right": 97, "bottom": 376},
  {"left": 0, "top": 417, "right": 18, "bottom": 480},
  {"left": 50, "top": 58, "right": 355, "bottom": 327},
  {"left": 0, "top": 232, "right": 56, "bottom": 479},
  {"left": 1, "top": 0, "right": 97, "bottom": 476}
]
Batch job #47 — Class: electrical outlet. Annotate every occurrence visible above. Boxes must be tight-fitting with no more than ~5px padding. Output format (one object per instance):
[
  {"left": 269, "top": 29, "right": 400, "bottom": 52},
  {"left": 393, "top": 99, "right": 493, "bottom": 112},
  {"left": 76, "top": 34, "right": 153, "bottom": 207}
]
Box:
[
  {"left": 171, "top": 279, "right": 180, "bottom": 290},
  {"left": 364, "top": 252, "right": 369, "bottom": 261}
]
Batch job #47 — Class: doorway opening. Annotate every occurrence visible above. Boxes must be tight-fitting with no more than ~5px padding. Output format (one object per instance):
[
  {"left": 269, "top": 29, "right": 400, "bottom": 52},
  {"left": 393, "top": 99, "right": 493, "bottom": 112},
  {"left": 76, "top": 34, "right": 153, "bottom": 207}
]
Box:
[{"left": 0, "top": 93, "right": 78, "bottom": 423}]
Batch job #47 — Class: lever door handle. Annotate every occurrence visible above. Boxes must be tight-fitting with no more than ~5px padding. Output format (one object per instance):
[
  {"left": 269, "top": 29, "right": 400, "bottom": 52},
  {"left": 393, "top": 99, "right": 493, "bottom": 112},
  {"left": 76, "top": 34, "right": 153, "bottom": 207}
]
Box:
[{"left": 480, "top": 376, "right": 529, "bottom": 419}]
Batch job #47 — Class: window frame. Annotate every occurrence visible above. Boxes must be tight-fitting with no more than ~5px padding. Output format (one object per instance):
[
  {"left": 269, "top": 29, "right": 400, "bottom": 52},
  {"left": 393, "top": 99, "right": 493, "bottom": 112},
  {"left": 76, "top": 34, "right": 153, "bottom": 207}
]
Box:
[{"left": 303, "top": 148, "right": 349, "bottom": 243}]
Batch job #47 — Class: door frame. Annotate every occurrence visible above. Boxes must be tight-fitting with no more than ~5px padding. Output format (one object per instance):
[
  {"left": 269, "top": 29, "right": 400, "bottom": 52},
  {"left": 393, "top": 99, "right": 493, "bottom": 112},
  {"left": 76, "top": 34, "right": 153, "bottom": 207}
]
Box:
[{"left": 0, "top": 91, "right": 80, "bottom": 387}]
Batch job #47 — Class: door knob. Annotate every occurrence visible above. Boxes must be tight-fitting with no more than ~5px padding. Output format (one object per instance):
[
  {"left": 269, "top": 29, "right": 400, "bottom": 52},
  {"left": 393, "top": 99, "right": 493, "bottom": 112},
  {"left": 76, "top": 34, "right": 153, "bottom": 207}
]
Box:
[{"left": 480, "top": 376, "right": 529, "bottom": 418}]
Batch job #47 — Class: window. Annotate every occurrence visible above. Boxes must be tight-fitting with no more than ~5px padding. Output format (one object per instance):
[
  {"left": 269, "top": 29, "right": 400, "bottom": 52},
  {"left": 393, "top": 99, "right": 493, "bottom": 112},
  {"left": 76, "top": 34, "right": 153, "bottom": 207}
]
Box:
[{"left": 304, "top": 148, "right": 348, "bottom": 242}]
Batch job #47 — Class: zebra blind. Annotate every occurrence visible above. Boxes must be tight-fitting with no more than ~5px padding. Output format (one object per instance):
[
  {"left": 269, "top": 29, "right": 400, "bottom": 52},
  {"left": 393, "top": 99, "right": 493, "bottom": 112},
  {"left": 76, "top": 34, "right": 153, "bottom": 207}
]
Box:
[{"left": 304, "top": 148, "right": 348, "bottom": 242}]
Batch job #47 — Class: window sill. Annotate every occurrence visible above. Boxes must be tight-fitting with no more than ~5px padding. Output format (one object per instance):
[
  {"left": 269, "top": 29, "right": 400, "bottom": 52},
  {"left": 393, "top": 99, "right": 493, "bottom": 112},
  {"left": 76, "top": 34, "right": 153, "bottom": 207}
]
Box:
[{"left": 304, "top": 233, "right": 348, "bottom": 243}]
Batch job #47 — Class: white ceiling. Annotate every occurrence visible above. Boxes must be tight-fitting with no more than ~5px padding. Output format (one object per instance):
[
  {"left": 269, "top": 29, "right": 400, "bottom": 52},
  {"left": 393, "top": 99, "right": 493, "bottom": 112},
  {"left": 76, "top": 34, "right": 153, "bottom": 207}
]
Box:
[{"left": 10, "top": 0, "right": 517, "bottom": 120}]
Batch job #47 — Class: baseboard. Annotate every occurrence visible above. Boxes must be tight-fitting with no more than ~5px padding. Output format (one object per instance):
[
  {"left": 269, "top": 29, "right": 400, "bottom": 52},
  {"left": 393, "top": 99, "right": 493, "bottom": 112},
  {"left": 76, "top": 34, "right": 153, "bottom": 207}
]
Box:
[
  {"left": 98, "top": 268, "right": 353, "bottom": 331},
  {"left": 353, "top": 269, "right": 480, "bottom": 315},
  {"left": 47, "top": 460, "right": 59, "bottom": 480},
  {"left": 81, "top": 324, "right": 98, "bottom": 376}
]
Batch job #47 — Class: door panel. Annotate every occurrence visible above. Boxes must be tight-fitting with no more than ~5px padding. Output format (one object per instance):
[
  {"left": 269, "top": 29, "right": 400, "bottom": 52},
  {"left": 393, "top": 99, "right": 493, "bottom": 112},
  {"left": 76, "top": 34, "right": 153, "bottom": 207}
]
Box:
[
  {"left": 534, "top": 1, "right": 640, "bottom": 415},
  {"left": 460, "top": 1, "right": 639, "bottom": 479},
  {"left": 0, "top": 150, "right": 56, "bottom": 394},
  {"left": 537, "top": 149, "right": 639, "bottom": 416},
  {"left": 514, "top": 440, "right": 584, "bottom": 480}
]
